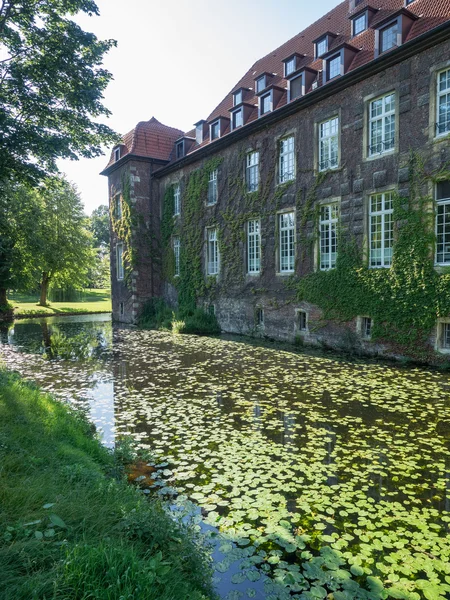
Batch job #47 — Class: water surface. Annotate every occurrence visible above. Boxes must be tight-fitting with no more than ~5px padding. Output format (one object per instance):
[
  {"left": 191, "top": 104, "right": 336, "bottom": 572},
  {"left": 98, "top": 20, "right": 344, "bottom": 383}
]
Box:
[{"left": 1, "top": 315, "right": 449, "bottom": 600}]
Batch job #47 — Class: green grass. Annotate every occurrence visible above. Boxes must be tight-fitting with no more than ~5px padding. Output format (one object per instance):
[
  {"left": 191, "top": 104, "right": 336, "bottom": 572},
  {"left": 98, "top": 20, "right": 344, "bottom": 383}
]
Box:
[
  {"left": 0, "top": 369, "right": 216, "bottom": 600},
  {"left": 9, "top": 288, "right": 112, "bottom": 318}
]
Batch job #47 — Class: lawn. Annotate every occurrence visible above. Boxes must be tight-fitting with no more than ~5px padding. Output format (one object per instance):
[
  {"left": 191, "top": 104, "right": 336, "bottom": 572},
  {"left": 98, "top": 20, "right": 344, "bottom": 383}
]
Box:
[
  {"left": 9, "top": 288, "right": 112, "bottom": 318},
  {"left": 0, "top": 369, "right": 215, "bottom": 600}
]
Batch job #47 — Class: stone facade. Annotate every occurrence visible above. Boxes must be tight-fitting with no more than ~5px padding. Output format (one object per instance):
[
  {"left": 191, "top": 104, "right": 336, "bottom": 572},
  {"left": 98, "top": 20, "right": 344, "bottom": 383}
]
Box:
[{"left": 103, "top": 8, "right": 450, "bottom": 360}]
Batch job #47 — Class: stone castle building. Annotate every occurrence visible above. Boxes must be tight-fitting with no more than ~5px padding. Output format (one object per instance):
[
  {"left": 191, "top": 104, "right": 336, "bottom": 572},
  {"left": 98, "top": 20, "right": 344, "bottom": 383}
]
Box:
[{"left": 101, "top": 0, "right": 450, "bottom": 359}]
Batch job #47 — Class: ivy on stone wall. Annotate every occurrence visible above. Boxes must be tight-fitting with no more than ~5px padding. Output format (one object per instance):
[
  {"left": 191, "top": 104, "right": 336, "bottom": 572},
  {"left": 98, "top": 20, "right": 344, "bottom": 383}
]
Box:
[
  {"left": 161, "top": 158, "right": 223, "bottom": 314},
  {"left": 291, "top": 152, "right": 450, "bottom": 359},
  {"left": 110, "top": 173, "right": 136, "bottom": 288}
]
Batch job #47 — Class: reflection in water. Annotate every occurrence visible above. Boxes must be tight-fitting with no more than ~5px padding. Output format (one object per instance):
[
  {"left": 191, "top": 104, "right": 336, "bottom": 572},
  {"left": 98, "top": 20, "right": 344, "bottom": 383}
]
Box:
[{"left": 1, "top": 315, "right": 450, "bottom": 599}]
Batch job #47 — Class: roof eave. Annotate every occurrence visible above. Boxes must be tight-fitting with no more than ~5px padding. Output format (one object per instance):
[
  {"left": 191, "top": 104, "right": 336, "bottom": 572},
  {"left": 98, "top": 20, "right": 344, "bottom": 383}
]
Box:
[{"left": 100, "top": 154, "right": 169, "bottom": 177}]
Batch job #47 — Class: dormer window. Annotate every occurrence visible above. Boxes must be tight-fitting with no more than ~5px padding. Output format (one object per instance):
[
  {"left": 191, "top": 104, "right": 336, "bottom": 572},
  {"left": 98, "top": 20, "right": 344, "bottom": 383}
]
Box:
[
  {"left": 323, "top": 44, "right": 359, "bottom": 84},
  {"left": 374, "top": 10, "right": 417, "bottom": 57},
  {"left": 176, "top": 141, "right": 184, "bottom": 159},
  {"left": 289, "top": 74, "right": 303, "bottom": 102},
  {"left": 195, "top": 120, "right": 206, "bottom": 145},
  {"left": 285, "top": 57, "right": 296, "bottom": 77},
  {"left": 352, "top": 12, "right": 367, "bottom": 36},
  {"left": 210, "top": 120, "right": 220, "bottom": 140},
  {"left": 114, "top": 147, "right": 121, "bottom": 162},
  {"left": 260, "top": 92, "right": 272, "bottom": 116},
  {"left": 234, "top": 90, "right": 243, "bottom": 105},
  {"left": 380, "top": 21, "right": 398, "bottom": 52},
  {"left": 231, "top": 108, "right": 243, "bottom": 130},
  {"left": 256, "top": 75, "right": 267, "bottom": 93},
  {"left": 316, "top": 37, "right": 328, "bottom": 58},
  {"left": 196, "top": 125, "right": 203, "bottom": 145},
  {"left": 327, "top": 53, "right": 342, "bottom": 80}
]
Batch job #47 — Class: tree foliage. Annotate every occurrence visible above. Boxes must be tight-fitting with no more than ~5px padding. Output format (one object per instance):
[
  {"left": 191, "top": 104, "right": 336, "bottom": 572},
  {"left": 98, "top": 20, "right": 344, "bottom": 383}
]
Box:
[
  {"left": 89, "top": 204, "right": 110, "bottom": 246},
  {"left": 0, "top": 0, "right": 118, "bottom": 183},
  {"left": 0, "top": 180, "right": 42, "bottom": 305},
  {"left": 34, "top": 177, "right": 93, "bottom": 305}
]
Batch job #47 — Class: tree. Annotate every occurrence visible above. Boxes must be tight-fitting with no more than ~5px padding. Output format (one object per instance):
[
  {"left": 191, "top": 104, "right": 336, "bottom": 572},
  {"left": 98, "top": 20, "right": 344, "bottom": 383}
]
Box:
[
  {"left": 34, "top": 177, "right": 93, "bottom": 305},
  {"left": 0, "top": 180, "right": 41, "bottom": 306},
  {"left": 90, "top": 204, "right": 110, "bottom": 246},
  {"left": 0, "top": 0, "right": 119, "bottom": 184},
  {"left": 85, "top": 245, "right": 110, "bottom": 289}
]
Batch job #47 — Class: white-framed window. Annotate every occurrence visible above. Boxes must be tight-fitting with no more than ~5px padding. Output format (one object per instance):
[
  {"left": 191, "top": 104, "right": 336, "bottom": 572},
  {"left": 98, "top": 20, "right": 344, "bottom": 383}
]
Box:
[
  {"left": 196, "top": 123, "right": 204, "bottom": 145},
  {"left": 232, "top": 108, "right": 243, "bottom": 129},
  {"left": 285, "top": 57, "right": 296, "bottom": 77},
  {"left": 357, "top": 316, "right": 372, "bottom": 339},
  {"left": 436, "top": 319, "right": 450, "bottom": 352},
  {"left": 114, "top": 147, "right": 121, "bottom": 162},
  {"left": 174, "top": 184, "right": 181, "bottom": 216},
  {"left": 256, "top": 75, "right": 267, "bottom": 93},
  {"left": 316, "top": 37, "right": 328, "bottom": 57},
  {"left": 436, "top": 68, "right": 450, "bottom": 137},
  {"left": 246, "top": 151, "right": 259, "bottom": 192},
  {"left": 234, "top": 89, "right": 243, "bottom": 105},
  {"left": 116, "top": 243, "right": 124, "bottom": 280},
  {"left": 319, "top": 204, "right": 338, "bottom": 270},
  {"left": 369, "top": 92, "right": 396, "bottom": 156},
  {"left": 319, "top": 117, "right": 339, "bottom": 171},
  {"left": 279, "top": 136, "right": 295, "bottom": 183},
  {"left": 207, "top": 228, "right": 219, "bottom": 275},
  {"left": 435, "top": 181, "right": 450, "bottom": 265},
  {"left": 352, "top": 12, "right": 367, "bottom": 36},
  {"left": 208, "top": 169, "right": 218, "bottom": 205},
  {"left": 369, "top": 192, "right": 394, "bottom": 268},
  {"left": 210, "top": 120, "right": 220, "bottom": 140},
  {"left": 278, "top": 212, "right": 295, "bottom": 273},
  {"left": 260, "top": 92, "right": 272, "bottom": 116},
  {"left": 247, "top": 219, "right": 261, "bottom": 274},
  {"left": 114, "top": 193, "right": 122, "bottom": 219},
  {"left": 289, "top": 74, "right": 303, "bottom": 102},
  {"left": 380, "top": 22, "right": 398, "bottom": 53},
  {"left": 327, "top": 54, "right": 341, "bottom": 80},
  {"left": 173, "top": 237, "right": 180, "bottom": 277}
]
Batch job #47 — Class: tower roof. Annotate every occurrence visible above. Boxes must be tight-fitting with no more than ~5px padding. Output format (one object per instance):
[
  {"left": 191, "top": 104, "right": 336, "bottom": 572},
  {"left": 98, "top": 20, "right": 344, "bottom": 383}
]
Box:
[{"left": 103, "top": 117, "right": 184, "bottom": 170}]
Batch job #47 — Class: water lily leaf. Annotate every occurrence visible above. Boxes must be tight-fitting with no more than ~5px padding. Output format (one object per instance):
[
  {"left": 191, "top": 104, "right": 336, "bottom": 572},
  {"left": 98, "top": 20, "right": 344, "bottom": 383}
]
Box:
[
  {"left": 231, "top": 572, "right": 246, "bottom": 584},
  {"left": 247, "top": 570, "right": 261, "bottom": 582}
]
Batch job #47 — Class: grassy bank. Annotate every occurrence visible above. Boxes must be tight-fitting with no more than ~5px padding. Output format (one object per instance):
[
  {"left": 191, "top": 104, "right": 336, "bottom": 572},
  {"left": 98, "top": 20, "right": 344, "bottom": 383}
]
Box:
[
  {"left": 0, "top": 369, "right": 215, "bottom": 600},
  {"left": 9, "top": 288, "right": 112, "bottom": 318}
]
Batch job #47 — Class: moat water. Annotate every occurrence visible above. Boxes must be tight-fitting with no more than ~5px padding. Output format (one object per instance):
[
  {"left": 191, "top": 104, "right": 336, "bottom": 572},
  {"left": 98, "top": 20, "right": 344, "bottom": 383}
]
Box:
[{"left": 1, "top": 315, "right": 449, "bottom": 600}]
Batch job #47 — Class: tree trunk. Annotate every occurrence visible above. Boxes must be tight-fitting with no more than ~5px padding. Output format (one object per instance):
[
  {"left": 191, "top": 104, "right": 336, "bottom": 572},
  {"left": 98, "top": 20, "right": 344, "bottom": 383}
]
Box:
[
  {"left": 0, "top": 288, "right": 14, "bottom": 322},
  {"left": 39, "top": 273, "right": 50, "bottom": 306}
]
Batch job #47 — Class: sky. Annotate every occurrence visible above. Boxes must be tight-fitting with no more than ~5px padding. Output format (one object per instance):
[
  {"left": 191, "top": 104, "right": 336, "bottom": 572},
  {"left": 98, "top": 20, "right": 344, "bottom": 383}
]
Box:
[{"left": 58, "top": 0, "right": 338, "bottom": 214}]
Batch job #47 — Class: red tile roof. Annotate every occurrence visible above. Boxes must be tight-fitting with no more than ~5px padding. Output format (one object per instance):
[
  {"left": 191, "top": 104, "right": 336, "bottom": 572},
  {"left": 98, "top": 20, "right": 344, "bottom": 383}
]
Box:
[
  {"left": 105, "top": 0, "right": 449, "bottom": 170},
  {"left": 203, "top": 0, "right": 449, "bottom": 128},
  {"left": 104, "top": 117, "right": 184, "bottom": 169}
]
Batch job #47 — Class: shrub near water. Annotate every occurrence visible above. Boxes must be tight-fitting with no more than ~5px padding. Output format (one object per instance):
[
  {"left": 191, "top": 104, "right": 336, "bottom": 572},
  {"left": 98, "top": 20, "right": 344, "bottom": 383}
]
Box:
[
  {"left": 139, "top": 298, "right": 221, "bottom": 336},
  {"left": 0, "top": 369, "right": 216, "bottom": 600}
]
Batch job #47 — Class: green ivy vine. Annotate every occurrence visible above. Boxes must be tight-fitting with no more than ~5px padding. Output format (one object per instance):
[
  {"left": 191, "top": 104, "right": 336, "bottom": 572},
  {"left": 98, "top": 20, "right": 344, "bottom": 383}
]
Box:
[
  {"left": 292, "top": 151, "right": 450, "bottom": 359},
  {"left": 110, "top": 174, "right": 136, "bottom": 288}
]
